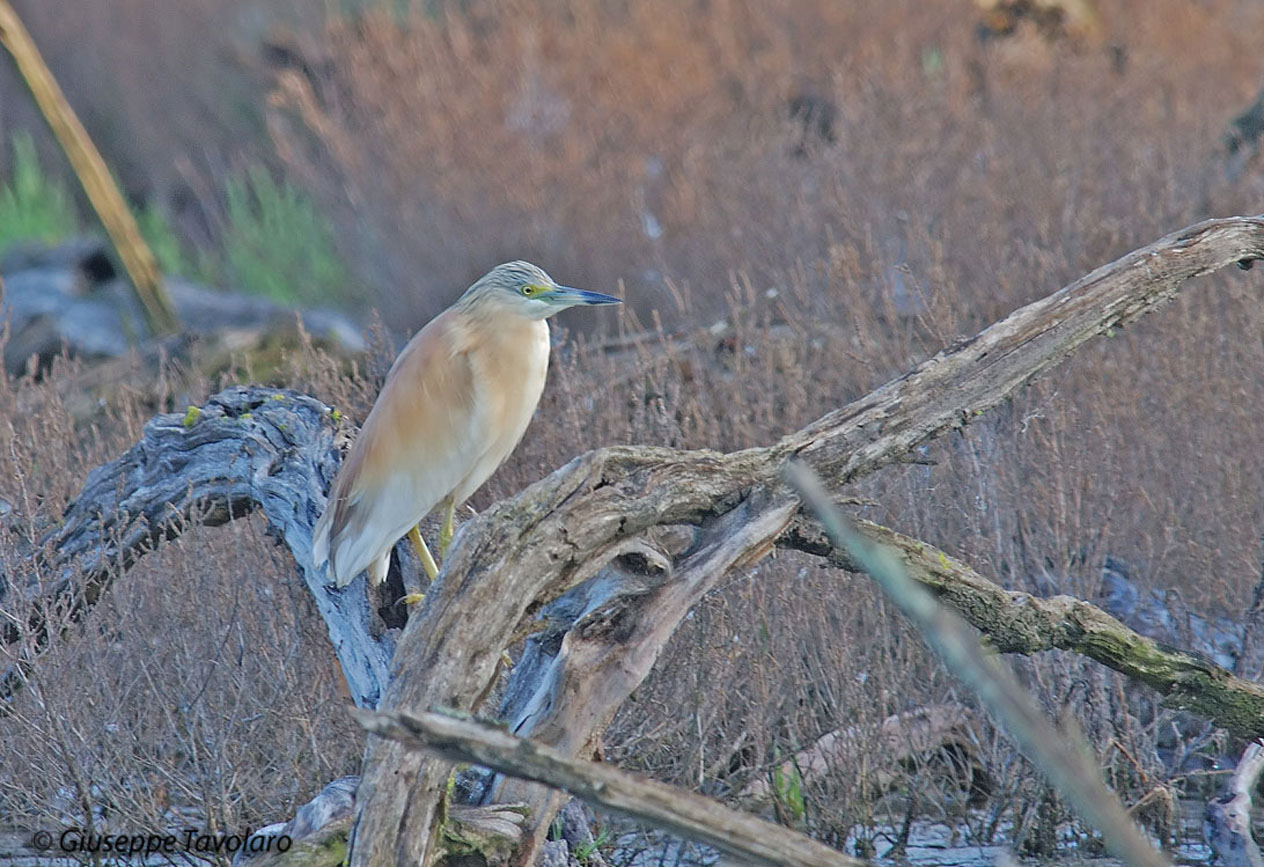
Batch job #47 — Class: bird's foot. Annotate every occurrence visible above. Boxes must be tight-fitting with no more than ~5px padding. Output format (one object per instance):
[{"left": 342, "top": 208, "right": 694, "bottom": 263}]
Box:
[{"left": 398, "top": 592, "right": 426, "bottom": 606}]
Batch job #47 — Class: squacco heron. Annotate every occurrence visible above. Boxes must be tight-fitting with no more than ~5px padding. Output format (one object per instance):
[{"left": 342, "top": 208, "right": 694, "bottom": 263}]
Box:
[{"left": 312, "top": 261, "right": 620, "bottom": 588}]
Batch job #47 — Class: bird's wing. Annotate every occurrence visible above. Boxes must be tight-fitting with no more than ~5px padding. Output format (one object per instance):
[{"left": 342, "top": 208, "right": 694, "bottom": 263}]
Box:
[{"left": 312, "top": 310, "right": 483, "bottom": 584}]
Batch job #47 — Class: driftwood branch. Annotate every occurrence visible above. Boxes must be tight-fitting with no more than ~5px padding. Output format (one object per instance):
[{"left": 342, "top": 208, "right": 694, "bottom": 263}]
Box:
[
  {"left": 354, "top": 708, "right": 864, "bottom": 867},
  {"left": 5, "top": 217, "right": 1264, "bottom": 862},
  {"left": 1, "top": 386, "right": 393, "bottom": 708},
  {"left": 738, "top": 703, "right": 979, "bottom": 806}
]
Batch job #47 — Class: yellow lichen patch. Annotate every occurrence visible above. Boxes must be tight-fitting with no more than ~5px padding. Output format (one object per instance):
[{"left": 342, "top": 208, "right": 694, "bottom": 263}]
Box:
[{"left": 182, "top": 405, "right": 202, "bottom": 429}]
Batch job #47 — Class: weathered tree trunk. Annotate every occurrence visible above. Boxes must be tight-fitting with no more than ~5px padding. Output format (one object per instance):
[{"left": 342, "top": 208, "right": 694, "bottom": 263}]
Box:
[{"left": 6, "top": 217, "right": 1264, "bottom": 864}]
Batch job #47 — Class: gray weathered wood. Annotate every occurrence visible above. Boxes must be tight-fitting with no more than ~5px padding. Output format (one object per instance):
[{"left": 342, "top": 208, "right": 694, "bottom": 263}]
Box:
[
  {"left": 1203, "top": 740, "right": 1264, "bottom": 867},
  {"left": 234, "top": 776, "right": 358, "bottom": 867},
  {"left": 0, "top": 386, "right": 393, "bottom": 708}
]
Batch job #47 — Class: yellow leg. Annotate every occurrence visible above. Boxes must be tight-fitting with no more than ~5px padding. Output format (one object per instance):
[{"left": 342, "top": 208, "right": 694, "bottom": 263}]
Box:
[
  {"left": 408, "top": 525, "right": 439, "bottom": 582},
  {"left": 438, "top": 497, "right": 456, "bottom": 557}
]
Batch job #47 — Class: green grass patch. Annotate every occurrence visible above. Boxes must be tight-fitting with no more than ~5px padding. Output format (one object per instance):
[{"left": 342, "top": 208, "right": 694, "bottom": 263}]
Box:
[
  {"left": 136, "top": 201, "right": 198, "bottom": 279},
  {"left": 0, "top": 133, "right": 80, "bottom": 255},
  {"left": 218, "top": 165, "right": 349, "bottom": 307},
  {"left": 0, "top": 137, "right": 352, "bottom": 309}
]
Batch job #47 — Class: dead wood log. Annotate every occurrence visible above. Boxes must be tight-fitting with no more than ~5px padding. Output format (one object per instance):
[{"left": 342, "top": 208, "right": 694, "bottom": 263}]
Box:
[
  {"left": 738, "top": 703, "right": 979, "bottom": 807},
  {"left": 354, "top": 707, "right": 865, "bottom": 867},
  {"left": 349, "top": 216, "right": 1264, "bottom": 864},
  {"left": 234, "top": 777, "right": 358, "bottom": 867},
  {"left": 4, "top": 217, "right": 1264, "bottom": 862}
]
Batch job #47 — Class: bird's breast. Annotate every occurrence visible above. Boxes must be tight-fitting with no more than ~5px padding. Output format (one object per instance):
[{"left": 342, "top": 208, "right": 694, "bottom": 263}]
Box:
[{"left": 454, "top": 317, "right": 551, "bottom": 503}]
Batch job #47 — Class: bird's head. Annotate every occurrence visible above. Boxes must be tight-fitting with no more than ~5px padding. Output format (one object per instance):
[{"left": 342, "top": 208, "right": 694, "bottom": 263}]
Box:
[{"left": 461, "top": 261, "right": 621, "bottom": 320}]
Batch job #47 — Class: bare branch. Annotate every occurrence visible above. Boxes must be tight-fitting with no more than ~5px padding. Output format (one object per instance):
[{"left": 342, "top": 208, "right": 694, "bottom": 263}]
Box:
[{"left": 353, "top": 708, "right": 865, "bottom": 867}]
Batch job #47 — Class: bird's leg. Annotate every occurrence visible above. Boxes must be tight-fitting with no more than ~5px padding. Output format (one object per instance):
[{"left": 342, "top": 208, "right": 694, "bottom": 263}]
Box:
[
  {"left": 408, "top": 525, "right": 440, "bottom": 582},
  {"left": 438, "top": 496, "right": 456, "bottom": 557},
  {"left": 399, "top": 526, "right": 439, "bottom": 606}
]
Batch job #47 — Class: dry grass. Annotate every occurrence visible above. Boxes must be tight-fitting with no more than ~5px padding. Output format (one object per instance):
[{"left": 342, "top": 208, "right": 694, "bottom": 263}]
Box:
[{"left": 4, "top": 0, "right": 1264, "bottom": 860}]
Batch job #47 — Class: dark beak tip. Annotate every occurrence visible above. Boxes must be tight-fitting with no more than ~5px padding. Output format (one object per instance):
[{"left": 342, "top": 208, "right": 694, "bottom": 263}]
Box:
[{"left": 582, "top": 290, "right": 622, "bottom": 306}]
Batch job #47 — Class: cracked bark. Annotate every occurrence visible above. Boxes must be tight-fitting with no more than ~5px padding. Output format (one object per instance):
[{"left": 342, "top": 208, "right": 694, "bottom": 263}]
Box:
[{"left": 1, "top": 386, "right": 394, "bottom": 709}]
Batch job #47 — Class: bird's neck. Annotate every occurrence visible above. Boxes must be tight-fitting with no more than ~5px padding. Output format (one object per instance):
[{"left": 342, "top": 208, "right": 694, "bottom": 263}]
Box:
[{"left": 458, "top": 308, "right": 551, "bottom": 374}]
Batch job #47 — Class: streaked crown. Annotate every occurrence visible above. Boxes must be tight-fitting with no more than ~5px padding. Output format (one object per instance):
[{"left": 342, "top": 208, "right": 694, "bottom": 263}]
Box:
[
  {"left": 462, "top": 261, "right": 553, "bottom": 299},
  {"left": 457, "top": 261, "right": 621, "bottom": 318}
]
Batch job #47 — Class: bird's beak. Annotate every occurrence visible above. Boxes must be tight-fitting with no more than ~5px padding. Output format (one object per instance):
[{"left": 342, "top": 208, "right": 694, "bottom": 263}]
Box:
[{"left": 548, "top": 285, "right": 622, "bottom": 307}]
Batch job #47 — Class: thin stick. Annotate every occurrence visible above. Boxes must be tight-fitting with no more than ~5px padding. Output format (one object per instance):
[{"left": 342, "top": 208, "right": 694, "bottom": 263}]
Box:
[
  {"left": 0, "top": 0, "right": 178, "bottom": 335},
  {"left": 783, "top": 461, "right": 1170, "bottom": 867}
]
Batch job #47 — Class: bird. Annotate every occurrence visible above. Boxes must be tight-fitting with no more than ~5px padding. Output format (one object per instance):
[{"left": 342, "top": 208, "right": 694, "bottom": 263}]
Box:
[{"left": 311, "top": 261, "right": 621, "bottom": 588}]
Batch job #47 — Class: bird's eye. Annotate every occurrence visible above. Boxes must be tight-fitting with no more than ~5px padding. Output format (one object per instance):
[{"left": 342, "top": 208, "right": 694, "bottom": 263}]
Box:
[{"left": 521, "top": 284, "right": 537, "bottom": 296}]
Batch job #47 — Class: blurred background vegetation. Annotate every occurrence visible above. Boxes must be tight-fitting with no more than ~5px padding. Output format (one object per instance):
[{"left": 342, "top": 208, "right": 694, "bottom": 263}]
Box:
[{"left": 3, "top": 0, "right": 1264, "bottom": 860}]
